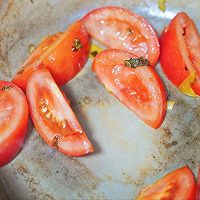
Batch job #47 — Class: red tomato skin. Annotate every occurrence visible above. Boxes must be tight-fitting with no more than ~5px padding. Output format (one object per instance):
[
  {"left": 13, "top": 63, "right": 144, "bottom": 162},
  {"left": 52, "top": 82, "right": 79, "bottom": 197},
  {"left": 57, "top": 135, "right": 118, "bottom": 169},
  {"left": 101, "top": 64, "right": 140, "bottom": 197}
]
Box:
[
  {"left": 24, "top": 32, "right": 63, "bottom": 67},
  {"left": 192, "top": 83, "right": 200, "bottom": 96},
  {"left": 12, "top": 21, "right": 90, "bottom": 91},
  {"left": 26, "top": 68, "right": 94, "bottom": 156},
  {"left": 12, "top": 33, "right": 62, "bottom": 92},
  {"left": 196, "top": 166, "right": 200, "bottom": 200},
  {"left": 83, "top": 6, "right": 160, "bottom": 67},
  {"left": 160, "top": 13, "right": 190, "bottom": 87},
  {"left": 137, "top": 166, "right": 196, "bottom": 200},
  {"left": 179, "top": 167, "right": 196, "bottom": 200},
  {"left": 160, "top": 12, "right": 200, "bottom": 95},
  {"left": 92, "top": 49, "right": 166, "bottom": 129},
  {"left": 0, "top": 81, "right": 28, "bottom": 167},
  {"left": 12, "top": 61, "right": 39, "bottom": 92},
  {"left": 43, "top": 20, "right": 90, "bottom": 85},
  {"left": 12, "top": 32, "right": 63, "bottom": 92}
]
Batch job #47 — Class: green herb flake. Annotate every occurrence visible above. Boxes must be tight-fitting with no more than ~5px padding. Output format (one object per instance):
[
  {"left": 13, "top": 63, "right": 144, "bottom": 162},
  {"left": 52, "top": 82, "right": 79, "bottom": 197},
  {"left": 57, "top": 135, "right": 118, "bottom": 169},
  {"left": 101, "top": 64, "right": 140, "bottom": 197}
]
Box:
[
  {"left": 52, "top": 135, "right": 60, "bottom": 149},
  {"left": 2, "top": 85, "right": 12, "bottom": 91},
  {"left": 17, "top": 69, "right": 24, "bottom": 75},
  {"left": 127, "top": 28, "right": 133, "bottom": 35},
  {"left": 90, "top": 50, "right": 98, "bottom": 57},
  {"left": 158, "top": 0, "right": 166, "bottom": 12},
  {"left": 28, "top": 44, "right": 36, "bottom": 54},
  {"left": 124, "top": 57, "right": 150, "bottom": 68},
  {"left": 72, "top": 38, "right": 82, "bottom": 52}
]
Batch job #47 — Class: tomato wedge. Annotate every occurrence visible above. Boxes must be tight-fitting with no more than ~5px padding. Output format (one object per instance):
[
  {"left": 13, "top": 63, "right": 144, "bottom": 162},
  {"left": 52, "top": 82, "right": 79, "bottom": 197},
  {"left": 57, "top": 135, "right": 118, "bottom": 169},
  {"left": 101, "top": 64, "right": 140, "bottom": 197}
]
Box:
[
  {"left": 0, "top": 81, "right": 28, "bottom": 167},
  {"left": 160, "top": 12, "right": 200, "bottom": 95},
  {"left": 137, "top": 166, "right": 196, "bottom": 200},
  {"left": 196, "top": 165, "right": 200, "bottom": 200},
  {"left": 83, "top": 6, "right": 160, "bottom": 66},
  {"left": 92, "top": 49, "right": 166, "bottom": 129},
  {"left": 26, "top": 67, "right": 94, "bottom": 156},
  {"left": 12, "top": 20, "right": 90, "bottom": 92},
  {"left": 23, "top": 32, "right": 63, "bottom": 67},
  {"left": 12, "top": 33, "right": 62, "bottom": 92}
]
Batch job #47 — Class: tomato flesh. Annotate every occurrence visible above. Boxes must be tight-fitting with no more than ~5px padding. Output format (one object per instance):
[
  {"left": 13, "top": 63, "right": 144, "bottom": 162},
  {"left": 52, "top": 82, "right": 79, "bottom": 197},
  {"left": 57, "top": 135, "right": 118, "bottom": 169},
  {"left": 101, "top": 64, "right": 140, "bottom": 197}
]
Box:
[
  {"left": 83, "top": 6, "right": 160, "bottom": 66},
  {"left": 13, "top": 20, "right": 90, "bottom": 91},
  {"left": 12, "top": 33, "right": 62, "bottom": 92},
  {"left": 196, "top": 166, "right": 200, "bottom": 200},
  {"left": 92, "top": 49, "right": 166, "bottom": 129},
  {"left": 26, "top": 68, "right": 94, "bottom": 156},
  {"left": 137, "top": 166, "right": 197, "bottom": 200},
  {"left": 0, "top": 81, "right": 28, "bottom": 167},
  {"left": 160, "top": 12, "right": 200, "bottom": 95},
  {"left": 24, "top": 32, "right": 63, "bottom": 67},
  {"left": 43, "top": 20, "right": 90, "bottom": 85}
]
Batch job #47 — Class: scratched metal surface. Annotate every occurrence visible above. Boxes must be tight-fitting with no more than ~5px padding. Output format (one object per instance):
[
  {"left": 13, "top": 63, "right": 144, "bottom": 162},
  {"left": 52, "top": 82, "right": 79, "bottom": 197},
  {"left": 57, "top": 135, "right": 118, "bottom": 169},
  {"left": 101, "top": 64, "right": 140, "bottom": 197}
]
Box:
[{"left": 0, "top": 0, "right": 200, "bottom": 199}]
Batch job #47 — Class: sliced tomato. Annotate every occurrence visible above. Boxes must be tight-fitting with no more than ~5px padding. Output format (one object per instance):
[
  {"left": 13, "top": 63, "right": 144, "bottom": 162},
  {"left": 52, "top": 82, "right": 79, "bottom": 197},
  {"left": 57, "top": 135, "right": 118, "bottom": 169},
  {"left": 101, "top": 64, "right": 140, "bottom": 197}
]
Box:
[
  {"left": 12, "top": 33, "right": 62, "bottom": 92},
  {"left": 92, "top": 49, "right": 166, "bottom": 129},
  {"left": 0, "top": 81, "right": 28, "bottom": 167},
  {"left": 23, "top": 32, "right": 63, "bottom": 67},
  {"left": 83, "top": 6, "right": 160, "bottom": 66},
  {"left": 196, "top": 166, "right": 200, "bottom": 200},
  {"left": 26, "top": 67, "right": 94, "bottom": 156},
  {"left": 160, "top": 12, "right": 200, "bottom": 95},
  {"left": 12, "top": 20, "right": 90, "bottom": 92},
  {"left": 137, "top": 166, "right": 196, "bottom": 200}
]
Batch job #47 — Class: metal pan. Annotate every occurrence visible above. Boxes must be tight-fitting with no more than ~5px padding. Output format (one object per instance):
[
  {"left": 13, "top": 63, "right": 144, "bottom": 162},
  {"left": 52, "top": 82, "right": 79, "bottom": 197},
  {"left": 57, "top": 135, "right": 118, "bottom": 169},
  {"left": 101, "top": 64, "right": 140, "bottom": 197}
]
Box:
[{"left": 1, "top": 0, "right": 200, "bottom": 199}]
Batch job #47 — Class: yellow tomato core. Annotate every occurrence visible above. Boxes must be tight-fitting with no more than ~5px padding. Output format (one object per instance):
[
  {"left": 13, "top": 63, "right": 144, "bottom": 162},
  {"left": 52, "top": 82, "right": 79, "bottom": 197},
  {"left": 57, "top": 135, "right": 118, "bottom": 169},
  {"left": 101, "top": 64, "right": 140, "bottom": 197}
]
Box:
[{"left": 178, "top": 71, "right": 199, "bottom": 97}]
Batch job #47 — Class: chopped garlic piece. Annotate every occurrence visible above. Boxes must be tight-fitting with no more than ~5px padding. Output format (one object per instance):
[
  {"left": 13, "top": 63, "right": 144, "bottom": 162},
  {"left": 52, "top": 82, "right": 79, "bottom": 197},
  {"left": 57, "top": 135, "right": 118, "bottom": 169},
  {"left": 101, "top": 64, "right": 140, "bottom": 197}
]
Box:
[
  {"left": 167, "top": 100, "right": 175, "bottom": 110},
  {"left": 28, "top": 44, "right": 35, "bottom": 54}
]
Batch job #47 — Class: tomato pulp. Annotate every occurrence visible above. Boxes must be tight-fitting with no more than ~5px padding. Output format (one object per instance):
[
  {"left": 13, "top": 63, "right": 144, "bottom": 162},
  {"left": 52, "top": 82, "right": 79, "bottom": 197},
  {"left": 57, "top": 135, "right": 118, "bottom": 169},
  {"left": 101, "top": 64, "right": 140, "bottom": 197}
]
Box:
[
  {"left": 83, "top": 6, "right": 160, "bottom": 66},
  {"left": 13, "top": 20, "right": 90, "bottom": 91},
  {"left": 137, "top": 166, "right": 196, "bottom": 200},
  {"left": 160, "top": 12, "right": 200, "bottom": 96},
  {"left": 26, "top": 68, "right": 94, "bottom": 156},
  {"left": 92, "top": 49, "right": 166, "bottom": 129}
]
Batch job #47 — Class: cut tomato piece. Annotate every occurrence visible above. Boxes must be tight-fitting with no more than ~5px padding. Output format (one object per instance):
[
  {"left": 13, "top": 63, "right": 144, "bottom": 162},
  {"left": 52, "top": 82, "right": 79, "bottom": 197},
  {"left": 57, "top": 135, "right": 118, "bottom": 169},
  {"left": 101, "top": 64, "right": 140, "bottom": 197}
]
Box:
[
  {"left": 26, "top": 67, "right": 93, "bottom": 156},
  {"left": 83, "top": 6, "right": 160, "bottom": 66},
  {"left": 160, "top": 12, "right": 200, "bottom": 96},
  {"left": 137, "top": 166, "right": 196, "bottom": 200},
  {"left": 92, "top": 49, "right": 166, "bottom": 129},
  {"left": 24, "top": 32, "right": 63, "bottom": 67},
  {"left": 196, "top": 166, "right": 200, "bottom": 200},
  {"left": 12, "top": 33, "right": 62, "bottom": 92},
  {"left": 0, "top": 81, "right": 28, "bottom": 167},
  {"left": 13, "top": 20, "right": 90, "bottom": 91}
]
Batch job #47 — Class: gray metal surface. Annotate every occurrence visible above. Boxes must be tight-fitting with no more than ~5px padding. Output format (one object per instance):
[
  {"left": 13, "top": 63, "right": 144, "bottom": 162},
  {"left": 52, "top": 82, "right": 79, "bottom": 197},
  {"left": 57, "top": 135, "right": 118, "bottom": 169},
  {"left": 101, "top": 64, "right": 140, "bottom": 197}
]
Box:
[{"left": 0, "top": 0, "right": 200, "bottom": 199}]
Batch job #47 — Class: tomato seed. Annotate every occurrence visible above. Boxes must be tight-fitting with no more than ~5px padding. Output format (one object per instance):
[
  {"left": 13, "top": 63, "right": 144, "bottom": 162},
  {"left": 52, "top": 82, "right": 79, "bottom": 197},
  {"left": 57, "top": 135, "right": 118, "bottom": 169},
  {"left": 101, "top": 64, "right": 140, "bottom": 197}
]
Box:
[
  {"left": 41, "top": 107, "right": 48, "bottom": 113},
  {"left": 46, "top": 112, "right": 51, "bottom": 119},
  {"left": 40, "top": 98, "right": 45, "bottom": 104},
  {"left": 45, "top": 99, "right": 49, "bottom": 105},
  {"left": 62, "top": 120, "right": 67, "bottom": 129}
]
